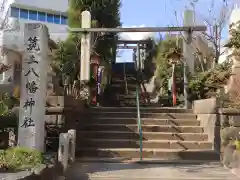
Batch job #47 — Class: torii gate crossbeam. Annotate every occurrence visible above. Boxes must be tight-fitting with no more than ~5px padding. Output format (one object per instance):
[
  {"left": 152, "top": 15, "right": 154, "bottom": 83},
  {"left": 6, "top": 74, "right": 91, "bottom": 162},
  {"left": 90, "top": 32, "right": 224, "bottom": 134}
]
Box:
[{"left": 69, "top": 26, "right": 206, "bottom": 33}]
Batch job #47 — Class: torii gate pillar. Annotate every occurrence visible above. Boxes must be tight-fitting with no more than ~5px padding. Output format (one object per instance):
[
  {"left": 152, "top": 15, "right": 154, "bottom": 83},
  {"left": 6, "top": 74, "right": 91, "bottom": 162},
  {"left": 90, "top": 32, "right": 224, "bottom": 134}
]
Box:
[{"left": 80, "top": 11, "right": 91, "bottom": 82}]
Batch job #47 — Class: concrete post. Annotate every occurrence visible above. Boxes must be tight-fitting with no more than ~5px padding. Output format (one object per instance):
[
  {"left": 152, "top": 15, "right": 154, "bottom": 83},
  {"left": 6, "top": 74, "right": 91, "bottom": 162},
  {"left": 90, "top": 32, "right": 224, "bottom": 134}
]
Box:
[
  {"left": 58, "top": 133, "right": 69, "bottom": 171},
  {"left": 68, "top": 129, "right": 76, "bottom": 163}
]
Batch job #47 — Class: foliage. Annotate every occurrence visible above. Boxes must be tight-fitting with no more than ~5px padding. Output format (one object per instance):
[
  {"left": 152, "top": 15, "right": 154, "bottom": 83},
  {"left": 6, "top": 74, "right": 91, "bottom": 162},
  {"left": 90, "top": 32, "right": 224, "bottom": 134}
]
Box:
[
  {"left": 53, "top": 38, "right": 80, "bottom": 84},
  {"left": 0, "top": 93, "right": 19, "bottom": 116},
  {"left": 182, "top": 0, "right": 231, "bottom": 65},
  {"left": 13, "top": 86, "right": 20, "bottom": 99},
  {"left": 53, "top": 0, "right": 121, "bottom": 84},
  {"left": 154, "top": 35, "right": 184, "bottom": 93},
  {"left": 154, "top": 33, "right": 232, "bottom": 101},
  {"left": 68, "top": 0, "right": 121, "bottom": 61},
  {"left": 189, "top": 61, "right": 232, "bottom": 100},
  {"left": 0, "top": 147, "right": 43, "bottom": 171},
  {"left": 222, "top": 21, "right": 240, "bottom": 107},
  {"left": 0, "top": 64, "right": 19, "bottom": 116},
  {"left": 225, "top": 21, "right": 240, "bottom": 54}
]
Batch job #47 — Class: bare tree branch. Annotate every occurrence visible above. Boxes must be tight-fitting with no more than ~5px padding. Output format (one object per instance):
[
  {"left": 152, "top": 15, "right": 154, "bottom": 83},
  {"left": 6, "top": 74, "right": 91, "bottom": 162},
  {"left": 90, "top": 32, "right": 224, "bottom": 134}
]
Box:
[{"left": 173, "top": 0, "right": 234, "bottom": 68}]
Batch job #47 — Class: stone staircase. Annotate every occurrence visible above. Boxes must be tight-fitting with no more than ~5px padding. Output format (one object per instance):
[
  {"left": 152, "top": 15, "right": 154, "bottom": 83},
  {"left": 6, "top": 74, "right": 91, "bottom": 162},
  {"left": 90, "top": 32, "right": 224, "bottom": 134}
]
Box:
[
  {"left": 75, "top": 68, "right": 219, "bottom": 161},
  {"left": 76, "top": 107, "right": 219, "bottom": 161},
  {"left": 109, "top": 72, "right": 148, "bottom": 106}
]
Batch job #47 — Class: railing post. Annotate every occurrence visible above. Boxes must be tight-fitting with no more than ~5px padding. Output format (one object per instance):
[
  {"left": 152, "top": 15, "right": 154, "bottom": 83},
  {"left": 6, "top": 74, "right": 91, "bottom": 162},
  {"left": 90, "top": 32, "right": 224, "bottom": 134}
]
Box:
[
  {"left": 58, "top": 129, "right": 76, "bottom": 171},
  {"left": 68, "top": 129, "right": 76, "bottom": 163},
  {"left": 58, "top": 133, "right": 69, "bottom": 171}
]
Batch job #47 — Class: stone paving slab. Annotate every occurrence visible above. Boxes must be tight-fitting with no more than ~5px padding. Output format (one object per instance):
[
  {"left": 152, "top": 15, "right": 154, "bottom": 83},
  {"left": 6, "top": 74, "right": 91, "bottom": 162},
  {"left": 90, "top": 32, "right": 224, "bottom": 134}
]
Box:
[{"left": 65, "top": 162, "right": 239, "bottom": 180}]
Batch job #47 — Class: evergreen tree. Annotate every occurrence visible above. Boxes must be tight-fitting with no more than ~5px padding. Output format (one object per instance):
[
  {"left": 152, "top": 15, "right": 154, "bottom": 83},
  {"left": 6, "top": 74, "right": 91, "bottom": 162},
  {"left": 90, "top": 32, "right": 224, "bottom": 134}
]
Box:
[
  {"left": 54, "top": 0, "right": 121, "bottom": 83},
  {"left": 68, "top": 0, "right": 121, "bottom": 61}
]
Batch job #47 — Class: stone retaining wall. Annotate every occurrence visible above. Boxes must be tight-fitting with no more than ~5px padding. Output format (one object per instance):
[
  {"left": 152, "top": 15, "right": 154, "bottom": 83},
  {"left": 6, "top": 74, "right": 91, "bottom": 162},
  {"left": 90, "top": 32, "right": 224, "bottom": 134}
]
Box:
[
  {"left": 193, "top": 98, "right": 240, "bottom": 174},
  {"left": 220, "top": 108, "right": 240, "bottom": 169},
  {"left": 193, "top": 98, "right": 221, "bottom": 151}
]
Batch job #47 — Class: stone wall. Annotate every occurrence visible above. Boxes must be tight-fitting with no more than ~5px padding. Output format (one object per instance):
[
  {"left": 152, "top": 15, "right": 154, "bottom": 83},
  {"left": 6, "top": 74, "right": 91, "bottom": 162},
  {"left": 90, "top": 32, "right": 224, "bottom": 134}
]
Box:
[
  {"left": 193, "top": 98, "right": 221, "bottom": 151},
  {"left": 45, "top": 96, "right": 86, "bottom": 152},
  {"left": 225, "top": 63, "right": 240, "bottom": 103},
  {"left": 220, "top": 108, "right": 240, "bottom": 169},
  {"left": 193, "top": 98, "right": 240, "bottom": 173}
]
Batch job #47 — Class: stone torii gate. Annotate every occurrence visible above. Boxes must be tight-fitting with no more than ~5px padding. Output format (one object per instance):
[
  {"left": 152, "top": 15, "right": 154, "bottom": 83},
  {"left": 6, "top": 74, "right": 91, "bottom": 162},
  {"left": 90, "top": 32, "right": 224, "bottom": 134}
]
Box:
[
  {"left": 117, "top": 39, "right": 151, "bottom": 69},
  {"left": 70, "top": 10, "right": 207, "bottom": 109},
  {"left": 116, "top": 39, "right": 152, "bottom": 95}
]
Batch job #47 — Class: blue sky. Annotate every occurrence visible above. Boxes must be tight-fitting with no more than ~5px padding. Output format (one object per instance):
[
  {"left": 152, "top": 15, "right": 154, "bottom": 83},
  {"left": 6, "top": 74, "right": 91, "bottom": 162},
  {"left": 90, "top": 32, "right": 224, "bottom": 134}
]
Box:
[
  {"left": 117, "top": 0, "right": 233, "bottom": 62},
  {"left": 121, "top": 0, "right": 187, "bottom": 27},
  {"left": 120, "top": 0, "right": 231, "bottom": 34}
]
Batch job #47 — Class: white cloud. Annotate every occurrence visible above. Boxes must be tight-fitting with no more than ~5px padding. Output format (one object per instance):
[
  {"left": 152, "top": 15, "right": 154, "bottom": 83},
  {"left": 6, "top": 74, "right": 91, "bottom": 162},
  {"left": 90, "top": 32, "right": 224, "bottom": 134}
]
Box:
[{"left": 119, "top": 24, "right": 155, "bottom": 40}]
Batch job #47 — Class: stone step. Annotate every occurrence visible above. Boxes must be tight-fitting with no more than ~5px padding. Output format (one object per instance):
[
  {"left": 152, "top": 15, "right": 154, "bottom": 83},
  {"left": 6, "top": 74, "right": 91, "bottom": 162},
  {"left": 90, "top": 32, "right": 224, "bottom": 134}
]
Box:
[
  {"left": 223, "top": 102, "right": 233, "bottom": 108},
  {"left": 75, "top": 157, "right": 219, "bottom": 164},
  {"left": 110, "top": 87, "right": 136, "bottom": 94},
  {"left": 111, "top": 84, "right": 136, "bottom": 89},
  {"left": 118, "top": 94, "right": 142, "bottom": 99},
  {"left": 79, "top": 124, "right": 204, "bottom": 133},
  {"left": 78, "top": 139, "right": 212, "bottom": 149},
  {"left": 112, "top": 87, "right": 136, "bottom": 93},
  {"left": 88, "top": 112, "right": 197, "bottom": 119},
  {"left": 76, "top": 148, "right": 219, "bottom": 160},
  {"left": 104, "top": 103, "right": 165, "bottom": 107},
  {"left": 112, "top": 73, "right": 136, "bottom": 78},
  {"left": 77, "top": 131, "right": 208, "bottom": 141},
  {"left": 47, "top": 96, "right": 72, "bottom": 106},
  {"left": 118, "top": 100, "right": 148, "bottom": 106},
  {"left": 84, "top": 118, "right": 200, "bottom": 126},
  {"left": 120, "top": 91, "right": 149, "bottom": 95},
  {"left": 90, "top": 107, "right": 193, "bottom": 113},
  {"left": 111, "top": 79, "right": 136, "bottom": 84},
  {"left": 46, "top": 95, "right": 84, "bottom": 107}
]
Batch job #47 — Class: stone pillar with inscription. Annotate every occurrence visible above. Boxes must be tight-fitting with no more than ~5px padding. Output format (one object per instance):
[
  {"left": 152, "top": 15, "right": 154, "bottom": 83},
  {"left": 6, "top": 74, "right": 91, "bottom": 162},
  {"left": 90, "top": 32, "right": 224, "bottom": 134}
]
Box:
[{"left": 18, "top": 23, "right": 49, "bottom": 152}]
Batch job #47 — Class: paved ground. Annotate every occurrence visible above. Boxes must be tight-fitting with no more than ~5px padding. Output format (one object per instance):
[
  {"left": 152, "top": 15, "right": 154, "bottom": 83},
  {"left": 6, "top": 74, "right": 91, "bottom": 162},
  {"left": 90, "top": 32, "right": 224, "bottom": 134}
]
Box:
[{"left": 64, "top": 161, "right": 239, "bottom": 180}]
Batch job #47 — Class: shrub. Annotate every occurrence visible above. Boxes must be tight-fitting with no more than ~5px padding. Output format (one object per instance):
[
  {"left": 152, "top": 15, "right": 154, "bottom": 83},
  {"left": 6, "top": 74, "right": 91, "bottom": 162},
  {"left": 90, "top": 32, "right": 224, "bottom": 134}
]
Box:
[
  {"left": 0, "top": 147, "right": 43, "bottom": 171},
  {"left": 189, "top": 61, "right": 232, "bottom": 100}
]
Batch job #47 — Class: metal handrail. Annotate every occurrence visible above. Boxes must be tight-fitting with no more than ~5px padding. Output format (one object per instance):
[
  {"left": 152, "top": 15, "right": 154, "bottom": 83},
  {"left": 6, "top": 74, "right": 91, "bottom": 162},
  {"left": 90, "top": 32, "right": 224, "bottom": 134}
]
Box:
[
  {"left": 123, "top": 63, "right": 128, "bottom": 95},
  {"left": 136, "top": 77, "right": 143, "bottom": 160},
  {"left": 135, "top": 43, "right": 143, "bottom": 160}
]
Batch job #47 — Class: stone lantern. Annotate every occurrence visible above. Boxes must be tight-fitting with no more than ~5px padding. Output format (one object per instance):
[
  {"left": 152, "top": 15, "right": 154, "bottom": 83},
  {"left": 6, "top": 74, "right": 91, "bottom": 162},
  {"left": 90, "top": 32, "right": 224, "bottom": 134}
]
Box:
[{"left": 167, "top": 48, "right": 182, "bottom": 64}]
